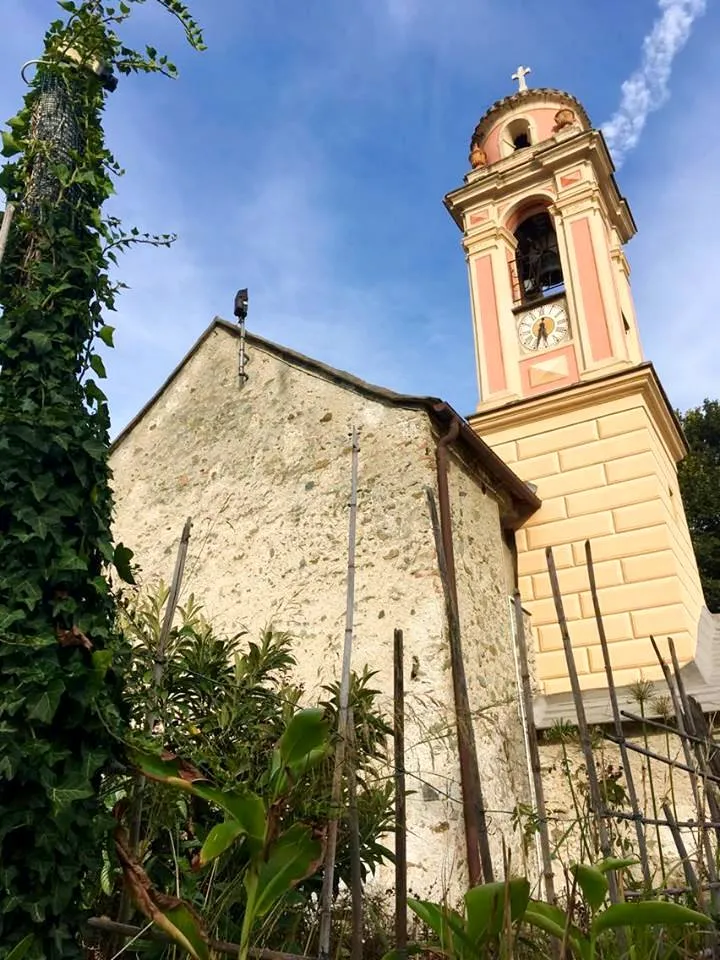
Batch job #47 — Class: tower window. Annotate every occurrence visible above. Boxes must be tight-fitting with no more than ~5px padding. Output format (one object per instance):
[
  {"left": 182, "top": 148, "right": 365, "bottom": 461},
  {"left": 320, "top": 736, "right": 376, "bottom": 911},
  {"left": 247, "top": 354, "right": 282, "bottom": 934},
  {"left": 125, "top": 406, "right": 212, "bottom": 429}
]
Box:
[
  {"left": 504, "top": 118, "right": 532, "bottom": 154},
  {"left": 513, "top": 211, "right": 564, "bottom": 304}
]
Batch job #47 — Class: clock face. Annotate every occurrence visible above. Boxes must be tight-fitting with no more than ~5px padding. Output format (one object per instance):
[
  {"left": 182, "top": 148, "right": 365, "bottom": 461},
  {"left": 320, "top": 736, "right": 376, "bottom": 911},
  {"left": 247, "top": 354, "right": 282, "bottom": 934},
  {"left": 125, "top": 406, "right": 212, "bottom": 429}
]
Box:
[{"left": 517, "top": 302, "right": 570, "bottom": 352}]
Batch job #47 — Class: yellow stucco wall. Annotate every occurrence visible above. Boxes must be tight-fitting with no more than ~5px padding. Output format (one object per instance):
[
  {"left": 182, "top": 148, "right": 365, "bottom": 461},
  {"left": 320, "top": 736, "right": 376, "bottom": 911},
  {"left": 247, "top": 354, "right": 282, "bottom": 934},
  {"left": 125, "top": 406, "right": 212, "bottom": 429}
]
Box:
[{"left": 470, "top": 368, "right": 705, "bottom": 697}]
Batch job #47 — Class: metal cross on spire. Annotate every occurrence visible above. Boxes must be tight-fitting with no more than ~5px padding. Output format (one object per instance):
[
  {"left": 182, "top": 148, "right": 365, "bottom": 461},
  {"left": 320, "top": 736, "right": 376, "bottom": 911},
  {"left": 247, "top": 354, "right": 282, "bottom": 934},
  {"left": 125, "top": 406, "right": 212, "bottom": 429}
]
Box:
[{"left": 512, "top": 65, "right": 531, "bottom": 92}]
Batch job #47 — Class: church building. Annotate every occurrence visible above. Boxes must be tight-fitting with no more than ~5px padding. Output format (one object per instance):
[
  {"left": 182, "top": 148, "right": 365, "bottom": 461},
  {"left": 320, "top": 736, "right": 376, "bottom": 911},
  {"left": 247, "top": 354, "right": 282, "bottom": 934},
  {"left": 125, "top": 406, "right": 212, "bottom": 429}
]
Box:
[{"left": 110, "top": 75, "right": 717, "bottom": 892}]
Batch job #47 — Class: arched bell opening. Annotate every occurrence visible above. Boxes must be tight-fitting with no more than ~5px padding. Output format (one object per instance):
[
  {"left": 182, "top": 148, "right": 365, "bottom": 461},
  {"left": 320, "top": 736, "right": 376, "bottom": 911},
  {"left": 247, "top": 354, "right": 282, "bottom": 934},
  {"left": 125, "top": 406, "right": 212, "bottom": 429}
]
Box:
[{"left": 512, "top": 211, "right": 564, "bottom": 305}]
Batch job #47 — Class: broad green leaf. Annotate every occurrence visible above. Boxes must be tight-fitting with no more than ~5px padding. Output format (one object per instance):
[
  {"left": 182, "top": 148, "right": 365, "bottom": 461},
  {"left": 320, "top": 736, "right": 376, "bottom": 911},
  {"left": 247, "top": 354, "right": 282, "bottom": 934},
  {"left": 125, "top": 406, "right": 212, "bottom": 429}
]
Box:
[
  {"left": 275, "top": 708, "right": 330, "bottom": 769},
  {"left": 113, "top": 542, "right": 136, "bottom": 584},
  {"left": 250, "top": 823, "right": 322, "bottom": 918},
  {"left": 465, "top": 878, "right": 530, "bottom": 944},
  {"left": 592, "top": 900, "right": 712, "bottom": 936},
  {"left": 5, "top": 935, "right": 35, "bottom": 960},
  {"left": 571, "top": 863, "right": 608, "bottom": 912},
  {"left": 130, "top": 750, "right": 203, "bottom": 792},
  {"left": 524, "top": 901, "right": 589, "bottom": 960},
  {"left": 157, "top": 902, "right": 209, "bottom": 960},
  {"left": 192, "top": 783, "right": 265, "bottom": 841},
  {"left": 408, "top": 899, "right": 473, "bottom": 956},
  {"left": 198, "top": 819, "right": 245, "bottom": 867}
]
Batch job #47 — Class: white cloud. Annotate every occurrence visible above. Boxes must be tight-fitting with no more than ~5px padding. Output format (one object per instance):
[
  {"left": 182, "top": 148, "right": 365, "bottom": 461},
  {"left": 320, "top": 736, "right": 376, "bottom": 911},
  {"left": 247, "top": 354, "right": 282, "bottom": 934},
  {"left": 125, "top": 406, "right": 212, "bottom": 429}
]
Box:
[{"left": 602, "top": 0, "right": 706, "bottom": 167}]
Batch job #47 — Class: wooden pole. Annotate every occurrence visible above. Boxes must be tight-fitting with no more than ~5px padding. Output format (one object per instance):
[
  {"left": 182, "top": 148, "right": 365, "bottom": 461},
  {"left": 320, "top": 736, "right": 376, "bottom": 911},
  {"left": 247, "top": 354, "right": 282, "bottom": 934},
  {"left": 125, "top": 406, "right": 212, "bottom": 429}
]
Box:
[
  {"left": 512, "top": 592, "right": 555, "bottom": 903},
  {"left": 394, "top": 628, "right": 408, "bottom": 960},
  {"left": 584, "top": 541, "right": 651, "bottom": 888},
  {"left": 318, "top": 428, "right": 360, "bottom": 959},
  {"left": 425, "top": 487, "right": 492, "bottom": 884},
  {"left": 546, "top": 547, "right": 620, "bottom": 905},
  {"left": 347, "top": 709, "right": 363, "bottom": 960}
]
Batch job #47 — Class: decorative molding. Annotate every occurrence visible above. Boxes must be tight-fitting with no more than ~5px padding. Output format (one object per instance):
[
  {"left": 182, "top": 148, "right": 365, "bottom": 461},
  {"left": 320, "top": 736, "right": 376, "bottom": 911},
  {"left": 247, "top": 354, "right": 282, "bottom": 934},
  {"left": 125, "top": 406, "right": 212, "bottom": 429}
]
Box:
[
  {"left": 469, "top": 363, "right": 688, "bottom": 463},
  {"left": 533, "top": 609, "right": 720, "bottom": 727},
  {"left": 446, "top": 130, "right": 636, "bottom": 244}
]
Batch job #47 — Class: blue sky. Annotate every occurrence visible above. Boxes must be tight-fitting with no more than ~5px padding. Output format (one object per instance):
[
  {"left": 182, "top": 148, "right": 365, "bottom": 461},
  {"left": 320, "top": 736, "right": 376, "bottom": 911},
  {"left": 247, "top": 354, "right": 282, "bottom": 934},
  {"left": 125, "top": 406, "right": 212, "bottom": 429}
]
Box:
[{"left": 1, "top": 0, "right": 717, "bottom": 431}]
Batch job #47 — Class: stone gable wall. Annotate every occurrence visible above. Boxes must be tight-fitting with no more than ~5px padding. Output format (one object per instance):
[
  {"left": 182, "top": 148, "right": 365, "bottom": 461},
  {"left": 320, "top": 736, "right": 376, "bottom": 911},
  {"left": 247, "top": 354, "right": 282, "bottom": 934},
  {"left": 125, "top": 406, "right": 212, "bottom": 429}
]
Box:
[{"left": 110, "top": 326, "right": 529, "bottom": 897}]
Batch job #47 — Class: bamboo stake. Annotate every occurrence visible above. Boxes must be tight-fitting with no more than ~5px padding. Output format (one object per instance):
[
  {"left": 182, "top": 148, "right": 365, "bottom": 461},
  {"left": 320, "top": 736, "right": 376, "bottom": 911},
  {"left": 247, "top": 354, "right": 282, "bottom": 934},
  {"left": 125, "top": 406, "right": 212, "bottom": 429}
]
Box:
[
  {"left": 666, "top": 638, "right": 720, "bottom": 915},
  {"left": 121, "top": 516, "right": 193, "bottom": 940},
  {"left": 347, "top": 708, "right": 363, "bottom": 960},
  {"left": 394, "top": 628, "right": 408, "bottom": 960},
  {"left": 545, "top": 547, "right": 620, "bottom": 905},
  {"left": 512, "top": 592, "right": 555, "bottom": 903},
  {"left": 603, "top": 733, "right": 720, "bottom": 785},
  {"left": 584, "top": 541, "right": 651, "bottom": 888},
  {"left": 619, "top": 710, "right": 709, "bottom": 746},
  {"left": 318, "top": 427, "right": 360, "bottom": 960},
  {"left": 147, "top": 516, "right": 193, "bottom": 733},
  {"left": 650, "top": 636, "right": 718, "bottom": 902},
  {"left": 425, "top": 487, "right": 492, "bottom": 884},
  {"left": 662, "top": 802, "right": 702, "bottom": 903}
]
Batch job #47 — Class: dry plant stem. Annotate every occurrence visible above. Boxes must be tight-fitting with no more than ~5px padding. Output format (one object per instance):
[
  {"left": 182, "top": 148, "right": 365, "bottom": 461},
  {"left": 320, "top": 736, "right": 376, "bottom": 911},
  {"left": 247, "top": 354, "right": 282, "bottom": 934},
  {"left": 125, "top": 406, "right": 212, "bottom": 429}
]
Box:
[
  {"left": 649, "top": 636, "right": 718, "bottom": 903},
  {"left": 662, "top": 802, "right": 702, "bottom": 904},
  {"left": 425, "top": 486, "right": 491, "bottom": 884},
  {"left": 319, "top": 427, "right": 360, "bottom": 959},
  {"left": 512, "top": 591, "right": 555, "bottom": 903},
  {"left": 393, "top": 628, "right": 408, "bottom": 960},
  {"left": 584, "top": 542, "right": 652, "bottom": 888},
  {"left": 545, "top": 547, "right": 620, "bottom": 907}
]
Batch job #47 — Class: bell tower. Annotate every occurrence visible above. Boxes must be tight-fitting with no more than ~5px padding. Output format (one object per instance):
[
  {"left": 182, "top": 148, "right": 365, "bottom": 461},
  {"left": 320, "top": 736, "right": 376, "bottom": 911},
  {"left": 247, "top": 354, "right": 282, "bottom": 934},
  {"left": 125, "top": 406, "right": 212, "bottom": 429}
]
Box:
[{"left": 445, "top": 73, "right": 711, "bottom": 724}]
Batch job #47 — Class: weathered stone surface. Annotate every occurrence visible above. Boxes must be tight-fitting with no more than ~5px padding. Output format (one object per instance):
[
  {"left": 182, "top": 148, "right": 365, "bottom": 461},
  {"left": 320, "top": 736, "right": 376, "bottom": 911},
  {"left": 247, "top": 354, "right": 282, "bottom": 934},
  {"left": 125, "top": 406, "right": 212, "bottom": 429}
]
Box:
[{"left": 110, "top": 324, "right": 530, "bottom": 898}]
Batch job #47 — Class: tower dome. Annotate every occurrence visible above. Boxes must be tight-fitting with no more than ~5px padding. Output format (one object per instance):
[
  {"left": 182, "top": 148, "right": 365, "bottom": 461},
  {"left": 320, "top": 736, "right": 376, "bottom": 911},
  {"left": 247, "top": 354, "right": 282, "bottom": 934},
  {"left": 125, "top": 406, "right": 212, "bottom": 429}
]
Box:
[{"left": 468, "top": 86, "right": 591, "bottom": 169}]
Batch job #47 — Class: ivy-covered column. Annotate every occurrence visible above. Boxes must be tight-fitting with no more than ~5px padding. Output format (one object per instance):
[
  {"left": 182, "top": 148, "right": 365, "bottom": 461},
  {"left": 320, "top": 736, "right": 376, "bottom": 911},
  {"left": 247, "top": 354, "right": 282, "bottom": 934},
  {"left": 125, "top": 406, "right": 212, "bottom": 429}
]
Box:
[{"left": 0, "top": 4, "right": 202, "bottom": 957}]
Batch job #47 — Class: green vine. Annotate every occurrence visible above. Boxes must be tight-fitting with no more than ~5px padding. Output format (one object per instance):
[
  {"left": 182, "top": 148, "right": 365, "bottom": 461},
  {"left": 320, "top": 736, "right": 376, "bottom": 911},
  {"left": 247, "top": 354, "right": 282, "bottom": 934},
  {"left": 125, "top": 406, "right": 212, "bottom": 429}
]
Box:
[{"left": 0, "top": 2, "right": 203, "bottom": 957}]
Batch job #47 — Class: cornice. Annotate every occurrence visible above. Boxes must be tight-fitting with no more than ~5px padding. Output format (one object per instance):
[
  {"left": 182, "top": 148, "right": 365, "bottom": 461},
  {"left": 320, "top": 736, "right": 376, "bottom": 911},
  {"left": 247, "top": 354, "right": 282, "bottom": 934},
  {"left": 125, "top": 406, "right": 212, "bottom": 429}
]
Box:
[
  {"left": 445, "top": 131, "right": 635, "bottom": 243},
  {"left": 468, "top": 363, "right": 688, "bottom": 462},
  {"left": 470, "top": 88, "right": 592, "bottom": 147}
]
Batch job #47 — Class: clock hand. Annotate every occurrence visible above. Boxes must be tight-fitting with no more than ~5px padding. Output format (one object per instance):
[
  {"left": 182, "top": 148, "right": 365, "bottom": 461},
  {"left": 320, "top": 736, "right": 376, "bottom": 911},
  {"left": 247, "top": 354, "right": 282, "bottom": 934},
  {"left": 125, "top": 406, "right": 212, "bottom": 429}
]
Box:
[{"left": 535, "top": 319, "right": 546, "bottom": 349}]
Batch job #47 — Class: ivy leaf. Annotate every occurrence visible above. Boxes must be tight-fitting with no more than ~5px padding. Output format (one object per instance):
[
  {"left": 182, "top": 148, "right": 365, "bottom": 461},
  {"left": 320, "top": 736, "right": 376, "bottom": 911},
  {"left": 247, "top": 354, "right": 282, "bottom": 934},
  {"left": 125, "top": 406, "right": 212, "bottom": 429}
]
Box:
[
  {"left": 113, "top": 542, "right": 136, "bottom": 584},
  {"left": 98, "top": 325, "right": 115, "bottom": 347},
  {"left": 27, "top": 680, "right": 65, "bottom": 724},
  {"left": 49, "top": 774, "right": 94, "bottom": 813},
  {"left": 89, "top": 354, "right": 107, "bottom": 379},
  {"left": 1, "top": 131, "right": 20, "bottom": 157}
]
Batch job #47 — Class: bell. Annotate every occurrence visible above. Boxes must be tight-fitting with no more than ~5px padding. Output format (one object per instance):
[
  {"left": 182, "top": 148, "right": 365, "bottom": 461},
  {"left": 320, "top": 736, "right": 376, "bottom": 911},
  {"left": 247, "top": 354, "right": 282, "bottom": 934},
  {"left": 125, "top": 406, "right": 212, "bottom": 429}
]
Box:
[{"left": 538, "top": 248, "right": 563, "bottom": 290}]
